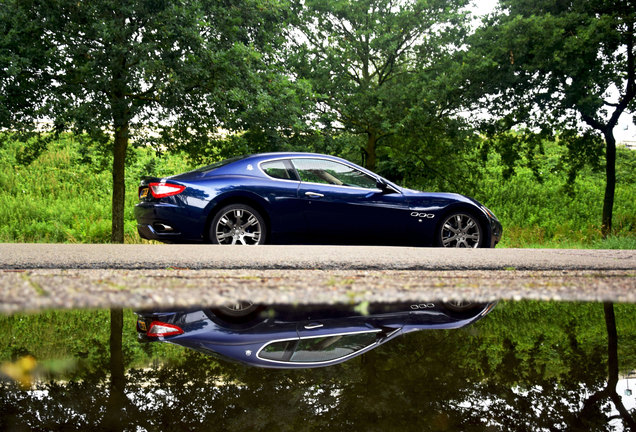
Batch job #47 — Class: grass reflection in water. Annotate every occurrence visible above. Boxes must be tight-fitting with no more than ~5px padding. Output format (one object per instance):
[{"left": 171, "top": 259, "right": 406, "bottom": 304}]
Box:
[{"left": 1, "top": 301, "right": 635, "bottom": 431}]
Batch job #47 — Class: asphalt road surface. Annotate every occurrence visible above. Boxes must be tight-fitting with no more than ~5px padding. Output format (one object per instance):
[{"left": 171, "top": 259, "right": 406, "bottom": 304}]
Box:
[
  {"left": 0, "top": 244, "right": 634, "bottom": 313},
  {"left": 2, "top": 243, "right": 635, "bottom": 270}
]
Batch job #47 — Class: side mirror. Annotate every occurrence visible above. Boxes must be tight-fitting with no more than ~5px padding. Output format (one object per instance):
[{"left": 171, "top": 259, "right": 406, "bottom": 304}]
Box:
[{"left": 376, "top": 178, "right": 397, "bottom": 194}]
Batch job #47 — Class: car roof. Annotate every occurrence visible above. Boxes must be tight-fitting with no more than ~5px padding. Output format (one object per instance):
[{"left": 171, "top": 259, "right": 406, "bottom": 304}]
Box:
[
  {"left": 245, "top": 152, "right": 349, "bottom": 162},
  {"left": 200, "top": 152, "right": 371, "bottom": 177}
]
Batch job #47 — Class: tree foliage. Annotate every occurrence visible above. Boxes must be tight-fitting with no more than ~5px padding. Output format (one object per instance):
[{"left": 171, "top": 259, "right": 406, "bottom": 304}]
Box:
[
  {"left": 2, "top": 302, "right": 636, "bottom": 430},
  {"left": 467, "top": 0, "right": 636, "bottom": 235},
  {"left": 2, "top": 0, "right": 635, "bottom": 242},
  {"left": 0, "top": 0, "right": 302, "bottom": 242},
  {"left": 288, "top": 0, "right": 472, "bottom": 176}
]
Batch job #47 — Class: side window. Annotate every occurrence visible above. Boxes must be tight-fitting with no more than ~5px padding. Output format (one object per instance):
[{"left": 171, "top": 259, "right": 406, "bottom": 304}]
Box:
[
  {"left": 258, "top": 332, "right": 379, "bottom": 364},
  {"left": 292, "top": 158, "right": 377, "bottom": 189},
  {"left": 290, "top": 332, "right": 379, "bottom": 363},
  {"left": 258, "top": 339, "right": 297, "bottom": 362},
  {"left": 261, "top": 160, "right": 296, "bottom": 180}
]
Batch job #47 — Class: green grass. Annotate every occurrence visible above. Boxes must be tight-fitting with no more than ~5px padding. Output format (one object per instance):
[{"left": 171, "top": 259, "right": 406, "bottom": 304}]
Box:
[
  {"left": 473, "top": 142, "right": 635, "bottom": 248},
  {"left": 0, "top": 134, "right": 191, "bottom": 243},
  {"left": 0, "top": 309, "right": 187, "bottom": 377},
  {"left": 0, "top": 132, "right": 634, "bottom": 247}
]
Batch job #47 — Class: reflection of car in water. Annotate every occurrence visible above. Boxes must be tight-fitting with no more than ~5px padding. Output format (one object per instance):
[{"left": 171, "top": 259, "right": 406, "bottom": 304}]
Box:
[{"left": 136, "top": 302, "right": 497, "bottom": 368}]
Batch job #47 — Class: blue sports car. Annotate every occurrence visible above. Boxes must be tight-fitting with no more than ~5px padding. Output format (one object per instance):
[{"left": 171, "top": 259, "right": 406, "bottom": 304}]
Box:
[
  {"left": 136, "top": 302, "right": 497, "bottom": 368},
  {"left": 135, "top": 153, "right": 502, "bottom": 247}
]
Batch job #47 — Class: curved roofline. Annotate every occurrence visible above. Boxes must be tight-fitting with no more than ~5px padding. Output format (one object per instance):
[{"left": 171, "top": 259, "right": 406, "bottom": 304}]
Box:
[{"left": 248, "top": 152, "right": 345, "bottom": 158}]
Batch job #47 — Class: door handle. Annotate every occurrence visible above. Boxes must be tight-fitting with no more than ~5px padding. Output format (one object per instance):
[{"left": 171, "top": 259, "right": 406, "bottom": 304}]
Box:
[
  {"left": 305, "top": 191, "right": 324, "bottom": 198},
  {"left": 304, "top": 322, "right": 324, "bottom": 329}
]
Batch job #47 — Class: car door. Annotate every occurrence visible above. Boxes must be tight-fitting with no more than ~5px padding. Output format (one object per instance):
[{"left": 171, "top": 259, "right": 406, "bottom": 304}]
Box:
[
  {"left": 291, "top": 157, "right": 409, "bottom": 244},
  {"left": 293, "top": 318, "right": 383, "bottom": 365},
  {"left": 258, "top": 158, "right": 305, "bottom": 242}
]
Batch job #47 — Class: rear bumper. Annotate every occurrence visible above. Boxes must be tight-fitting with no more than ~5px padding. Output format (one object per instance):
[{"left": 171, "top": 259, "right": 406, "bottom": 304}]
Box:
[
  {"left": 137, "top": 223, "right": 184, "bottom": 241},
  {"left": 134, "top": 202, "right": 205, "bottom": 242}
]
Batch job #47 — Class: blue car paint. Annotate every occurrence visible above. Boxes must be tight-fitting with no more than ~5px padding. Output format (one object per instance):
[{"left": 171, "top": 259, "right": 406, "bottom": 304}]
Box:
[
  {"left": 136, "top": 302, "right": 497, "bottom": 368},
  {"left": 135, "top": 152, "right": 502, "bottom": 246}
]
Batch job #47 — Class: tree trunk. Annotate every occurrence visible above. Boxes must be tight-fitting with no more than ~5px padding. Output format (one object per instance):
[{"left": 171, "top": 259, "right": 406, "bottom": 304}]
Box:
[
  {"left": 365, "top": 132, "right": 377, "bottom": 171},
  {"left": 105, "top": 308, "right": 125, "bottom": 431},
  {"left": 603, "top": 302, "right": 636, "bottom": 430},
  {"left": 111, "top": 123, "right": 129, "bottom": 243},
  {"left": 602, "top": 132, "right": 616, "bottom": 237},
  {"left": 604, "top": 303, "right": 618, "bottom": 389}
]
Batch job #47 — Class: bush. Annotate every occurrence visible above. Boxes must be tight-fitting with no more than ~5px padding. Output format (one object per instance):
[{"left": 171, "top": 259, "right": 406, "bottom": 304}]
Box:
[
  {"left": 470, "top": 141, "right": 635, "bottom": 248},
  {"left": 0, "top": 133, "right": 191, "bottom": 243},
  {"left": 0, "top": 132, "right": 633, "bottom": 247}
]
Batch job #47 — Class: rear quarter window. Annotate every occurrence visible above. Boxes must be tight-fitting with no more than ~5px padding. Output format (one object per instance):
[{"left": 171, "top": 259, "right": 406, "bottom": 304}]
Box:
[{"left": 261, "top": 160, "right": 297, "bottom": 180}]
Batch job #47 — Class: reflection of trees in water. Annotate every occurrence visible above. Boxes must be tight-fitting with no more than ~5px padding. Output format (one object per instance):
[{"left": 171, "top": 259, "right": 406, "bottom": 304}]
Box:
[
  {"left": 1, "top": 303, "right": 635, "bottom": 431},
  {"left": 105, "top": 308, "right": 125, "bottom": 432},
  {"left": 581, "top": 303, "right": 636, "bottom": 431}
]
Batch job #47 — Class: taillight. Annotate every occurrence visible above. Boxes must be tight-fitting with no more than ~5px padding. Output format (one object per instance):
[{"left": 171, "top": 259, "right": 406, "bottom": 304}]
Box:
[
  {"left": 148, "top": 182, "right": 186, "bottom": 198},
  {"left": 147, "top": 321, "right": 184, "bottom": 337}
]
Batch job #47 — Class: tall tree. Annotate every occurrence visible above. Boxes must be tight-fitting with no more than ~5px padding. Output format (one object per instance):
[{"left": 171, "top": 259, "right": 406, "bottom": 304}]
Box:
[
  {"left": 289, "top": 0, "right": 470, "bottom": 171},
  {"left": 1, "top": 0, "right": 294, "bottom": 242},
  {"left": 467, "top": 0, "right": 636, "bottom": 235}
]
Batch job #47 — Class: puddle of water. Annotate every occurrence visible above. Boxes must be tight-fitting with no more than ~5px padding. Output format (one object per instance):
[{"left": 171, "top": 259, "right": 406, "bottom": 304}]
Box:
[{"left": 1, "top": 301, "right": 635, "bottom": 431}]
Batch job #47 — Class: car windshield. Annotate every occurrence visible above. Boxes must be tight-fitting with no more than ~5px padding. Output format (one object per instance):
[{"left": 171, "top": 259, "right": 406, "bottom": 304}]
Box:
[{"left": 193, "top": 155, "right": 250, "bottom": 173}]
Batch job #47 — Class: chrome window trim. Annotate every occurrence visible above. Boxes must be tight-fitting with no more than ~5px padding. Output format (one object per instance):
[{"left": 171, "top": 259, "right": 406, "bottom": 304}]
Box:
[
  {"left": 301, "top": 180, "right": 383, "bottom": 193},
  {"left": 256, "top": 329, "right": 382, "bottom": 365}
]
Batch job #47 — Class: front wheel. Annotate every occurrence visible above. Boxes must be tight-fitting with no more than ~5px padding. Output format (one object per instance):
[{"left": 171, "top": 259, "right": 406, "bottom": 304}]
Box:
[
  {"left": 443, "top": 300, "right": 476, "bottom": 311},
  {"left": 438, "top": 212, "right": 483, "bottom": 248},
  {"left": 209, "top": 302, "right": 264, "bottom": 324},
  {"left": 210, "top": 204, "right": 266, "bottom": 245}
]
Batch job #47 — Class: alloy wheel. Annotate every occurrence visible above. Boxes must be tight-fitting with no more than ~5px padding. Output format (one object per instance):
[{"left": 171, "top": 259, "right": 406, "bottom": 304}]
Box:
[
  {"left": 215, "top": 208, "right": 263, "bottom": 245},
  {"left": 440, "top": 213, "right": 482, "bottom": 248}
]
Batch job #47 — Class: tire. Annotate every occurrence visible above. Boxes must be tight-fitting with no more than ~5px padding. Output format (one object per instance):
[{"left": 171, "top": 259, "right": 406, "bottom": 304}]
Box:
[
  {"left": 210, "top": 204, "right": 266, "bottom": 245},
  {"left": 441, "top": 301, "right": 488, "bottom": 318},
  {"left": 438, "top": 212, "right": 483, "bottom": 248},
  {"left": 210, "top": 302, "right": 264, "bottom": 324},
  {"left": 443, "top": 300, "right": 476, "bottom": 311}
]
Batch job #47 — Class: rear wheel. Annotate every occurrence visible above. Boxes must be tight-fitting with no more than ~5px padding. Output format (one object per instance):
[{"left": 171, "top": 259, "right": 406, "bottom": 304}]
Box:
[
  {"left": 438, "top": 212, "right": 482, "bottom": 248},
  {"left": 216, "top": 302, "right": 259, "bottom": 317},
  {"left": 210, "top": 204, "right": 266, "bottom": 245}
]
